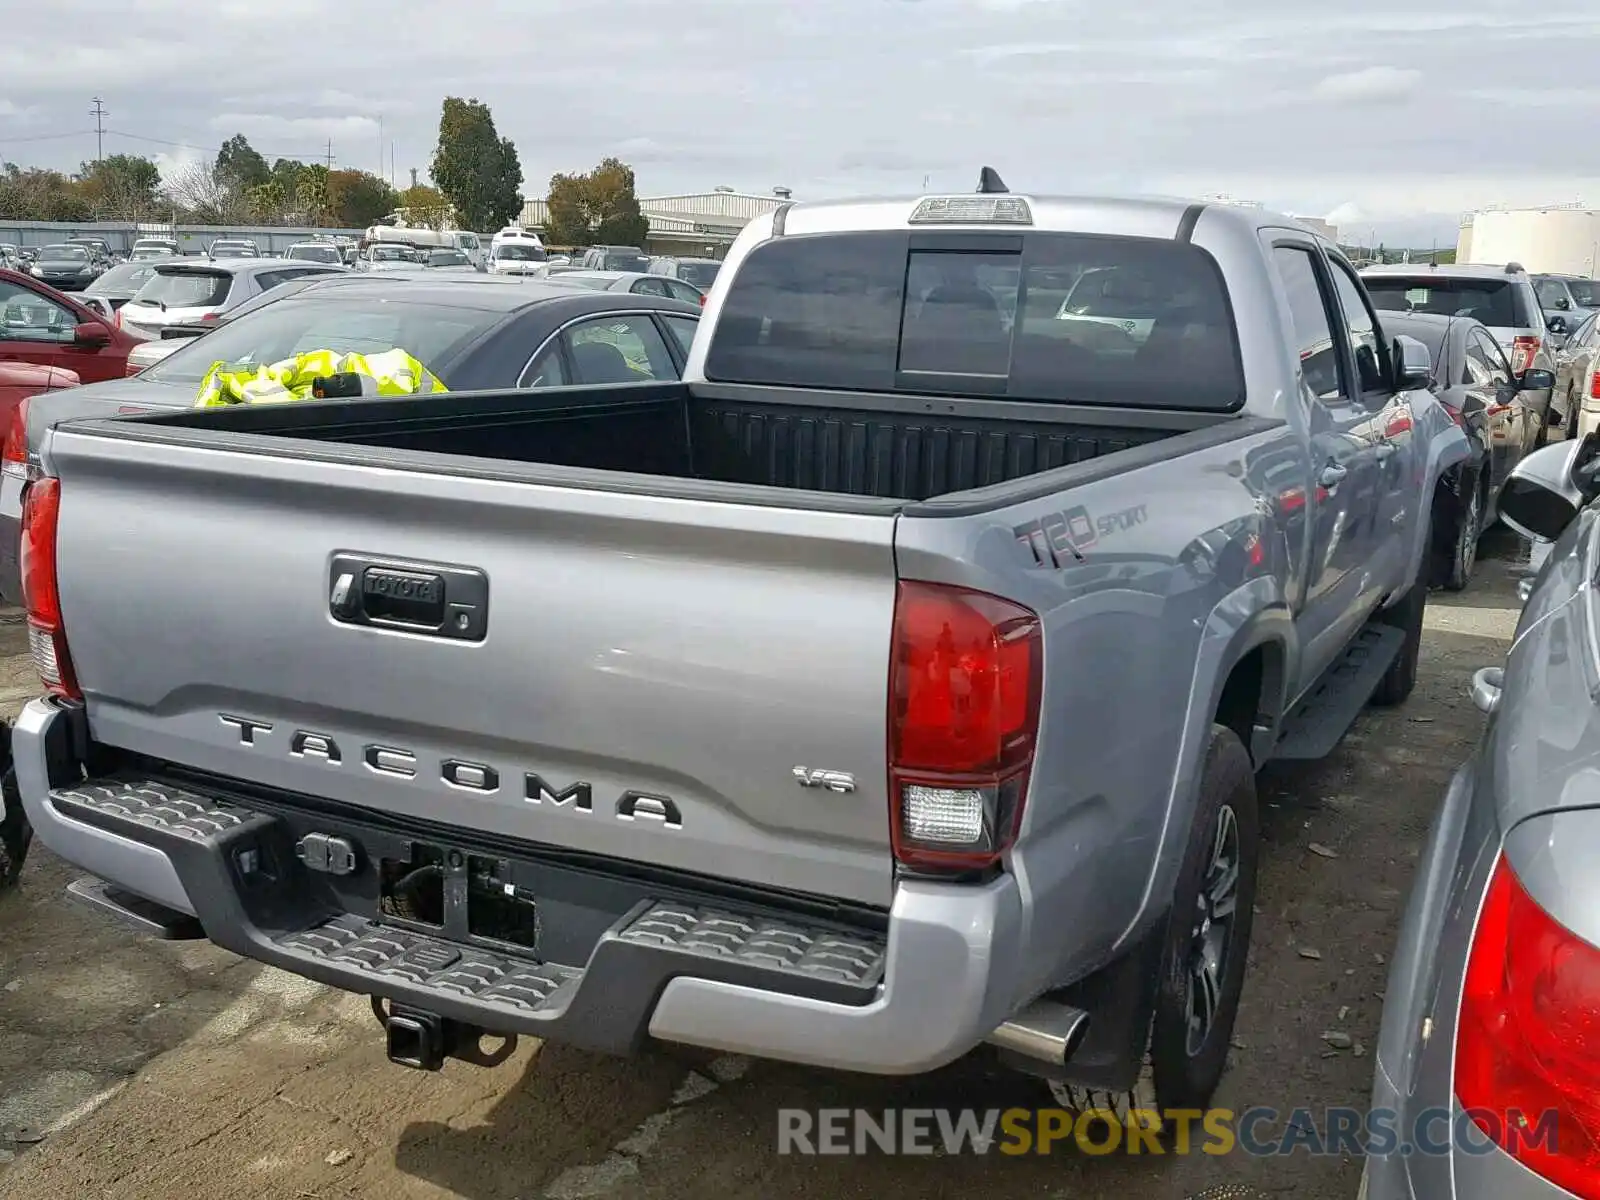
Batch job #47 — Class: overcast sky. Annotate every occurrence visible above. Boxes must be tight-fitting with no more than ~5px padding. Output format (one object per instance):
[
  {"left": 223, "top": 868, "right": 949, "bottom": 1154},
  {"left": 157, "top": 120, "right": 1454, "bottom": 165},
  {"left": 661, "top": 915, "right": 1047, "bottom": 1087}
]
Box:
[{"left": 2, "top": 0, "right": 1597, "bottom": 243}]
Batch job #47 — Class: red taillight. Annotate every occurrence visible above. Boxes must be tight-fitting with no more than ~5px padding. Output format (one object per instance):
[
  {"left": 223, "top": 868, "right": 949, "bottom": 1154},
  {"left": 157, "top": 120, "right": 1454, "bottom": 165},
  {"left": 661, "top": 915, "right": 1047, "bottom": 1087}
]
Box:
[
  {"left": 1512, "top": 335, "right": 1542, "bottom": 375},
  {"left": 1590, "top": 369, "right": 1600, "bottom": 402},
  {"left": 2, "top": 396, "right": 29, "bottom": 479},
  {"left": 699, "top": 292, "right": 706, "bottom": 307},
  {"left": 887, "top": 581, "right": 1042, "bottom": 871},
  {"left": 198, "top": 311, "right": 219, "bottom": 322},
  {"left": 1456, "top": 854, "right": 1600, "bottom": 1195},
  {"left": 19, "top": 477, "right": 80, "bottom": 701}
]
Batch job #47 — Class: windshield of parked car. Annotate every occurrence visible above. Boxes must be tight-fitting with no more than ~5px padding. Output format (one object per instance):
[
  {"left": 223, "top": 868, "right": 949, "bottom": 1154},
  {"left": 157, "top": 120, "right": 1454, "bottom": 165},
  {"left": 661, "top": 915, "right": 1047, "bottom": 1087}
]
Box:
[
  {"left": 1569, "top": 280, "right": 1600, "bottom": 307},
  {"left": 371, "top": 244, "right": 421, "bottom": 262},
  {"left": 673, "top": 260, "right": 721, "bottom": 289},
  {"left": 287, "top": 244, "right": 342, "bottom": 264},
  {"left": 1364, "top": 277, "right": 1531, "bottom": 327},
  {"left": 600, "top": 250, "right": 649, "bottom": 272},
  {"left": 139, "top": 296, "right": 499, "bottom": 385},
  {"left": 706, "top": 230, "right": 1244, "bottom": 410},
  {"left": 427, "top": 250, "right": 471, "bottom": 267},
  {"left": 494, "top": 244, "right": 547, "bottom": 262},
  {"left": 131, "top": 269, "right": 232, "bottom": 309},
  {"left": 85, "top": 262, "right": 158, "bottom": 294},
  {"left": 38, "top": 244, "right": 88, "bottom": 261}
]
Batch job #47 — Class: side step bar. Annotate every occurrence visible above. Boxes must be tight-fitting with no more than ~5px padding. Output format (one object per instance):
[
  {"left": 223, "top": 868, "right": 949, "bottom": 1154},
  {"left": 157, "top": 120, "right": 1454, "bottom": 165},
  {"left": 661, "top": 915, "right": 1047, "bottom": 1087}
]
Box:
[
  {"left": 1271, "top": 622, "right": 1405, "bottom": 761},
  {"left": 986, "top": 997, "right": 1090, "bottom": 1065}
]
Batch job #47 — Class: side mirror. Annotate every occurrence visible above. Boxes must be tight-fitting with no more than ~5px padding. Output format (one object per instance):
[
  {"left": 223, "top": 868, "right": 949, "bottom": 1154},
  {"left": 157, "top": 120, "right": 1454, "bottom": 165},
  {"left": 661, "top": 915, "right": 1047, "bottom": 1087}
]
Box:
[
  {"left": 1556, "top": 297, "right": 1571, "bottom": 311},
  {"left": 1548, "top": 315, "right": 1569, "bottom": 335},
  {"left": 1498, "top": 439, "right": 1588, "bottom": 542},
  {"left": 1520, "top": 368, "right": 1557, "bottom": 392},
  {"left": 72, "top": 321, "right": 110, "bottom": 348},
  {"left": 1392, "top": 334, "right": 1432, "bottom": 389}
]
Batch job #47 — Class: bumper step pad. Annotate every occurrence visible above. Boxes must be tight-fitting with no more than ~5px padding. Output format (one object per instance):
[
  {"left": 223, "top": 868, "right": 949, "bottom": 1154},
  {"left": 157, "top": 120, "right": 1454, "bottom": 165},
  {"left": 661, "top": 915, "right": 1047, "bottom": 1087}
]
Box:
[
  {"left": 50, "top": 778, "right": 274, "bottom": 846},
  {"left": 280, "top": 915, "right": 580, "bottom": 1016},
  {"left": 45, "top": 774, "right": 888, "bottom": 1051},
  {"left": 619, "top": 904, "right": 884, "bottom": 987}
]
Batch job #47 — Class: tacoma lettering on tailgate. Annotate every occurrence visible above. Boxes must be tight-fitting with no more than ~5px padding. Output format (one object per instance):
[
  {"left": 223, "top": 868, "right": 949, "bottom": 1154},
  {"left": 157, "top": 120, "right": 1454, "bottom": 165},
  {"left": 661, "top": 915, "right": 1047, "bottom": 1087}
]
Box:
[{"left": 217, "top": 714, "right": 684, "bottom": 829}]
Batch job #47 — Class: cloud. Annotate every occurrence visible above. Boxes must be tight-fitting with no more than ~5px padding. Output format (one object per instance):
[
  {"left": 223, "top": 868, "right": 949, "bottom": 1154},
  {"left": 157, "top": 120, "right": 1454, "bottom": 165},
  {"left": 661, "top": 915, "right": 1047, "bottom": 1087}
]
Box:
[
  {"left": 0, "top": 0, "right": 1596, "bottom": 239},
  {"left": 1311, "top": 66, "right": 1423, "bottom": 104}
]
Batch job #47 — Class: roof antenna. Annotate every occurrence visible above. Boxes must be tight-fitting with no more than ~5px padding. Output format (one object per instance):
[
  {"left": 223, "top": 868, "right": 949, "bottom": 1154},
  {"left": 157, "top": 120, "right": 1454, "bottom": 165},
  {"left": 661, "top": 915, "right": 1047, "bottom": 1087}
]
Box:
[{"left": 976, "top": 166, "right": 1009, "bottom": 195}]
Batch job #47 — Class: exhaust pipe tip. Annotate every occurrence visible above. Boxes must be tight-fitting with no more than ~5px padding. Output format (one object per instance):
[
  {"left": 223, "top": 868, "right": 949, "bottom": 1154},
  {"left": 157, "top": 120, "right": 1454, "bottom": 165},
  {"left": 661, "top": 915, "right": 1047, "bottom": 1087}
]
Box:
[{"left": 985, "top": 1000, "right": 1091, "bottom": 1066}]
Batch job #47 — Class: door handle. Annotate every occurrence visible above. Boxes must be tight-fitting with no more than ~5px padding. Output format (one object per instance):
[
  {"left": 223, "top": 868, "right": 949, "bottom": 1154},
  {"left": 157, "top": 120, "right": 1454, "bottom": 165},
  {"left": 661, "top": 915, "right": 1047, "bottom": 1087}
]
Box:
[{"left": 1319, "top": 463, "right": 1348, "bottom": 487}]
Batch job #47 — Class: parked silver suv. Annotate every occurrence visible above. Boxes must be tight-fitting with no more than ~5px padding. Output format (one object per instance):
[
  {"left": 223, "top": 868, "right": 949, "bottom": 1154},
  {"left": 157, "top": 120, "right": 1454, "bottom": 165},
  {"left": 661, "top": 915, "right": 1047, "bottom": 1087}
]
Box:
[{"left": 1362, "top": 262, "right": 1559, "bottom": 427}]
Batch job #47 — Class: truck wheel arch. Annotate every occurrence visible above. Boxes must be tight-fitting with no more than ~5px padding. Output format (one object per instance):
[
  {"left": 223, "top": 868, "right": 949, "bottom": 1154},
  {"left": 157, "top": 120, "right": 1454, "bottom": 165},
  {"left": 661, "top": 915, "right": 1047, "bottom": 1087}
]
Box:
[{"left": 1112, "top": 591, "right": 1293, "bottom": 955}]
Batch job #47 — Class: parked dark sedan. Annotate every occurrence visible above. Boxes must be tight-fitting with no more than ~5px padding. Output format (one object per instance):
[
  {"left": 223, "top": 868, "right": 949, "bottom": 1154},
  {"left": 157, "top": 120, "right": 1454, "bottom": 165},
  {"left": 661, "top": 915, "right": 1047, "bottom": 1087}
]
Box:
[
  {"left": 0, "top": 275, "right": 701, "bottom": 603},
  {"left": 27, "top": 243, "right": 103, "bottom": 291},
  {"left": 1383, "top": 310, "right": 1554, "bottom": 589}
]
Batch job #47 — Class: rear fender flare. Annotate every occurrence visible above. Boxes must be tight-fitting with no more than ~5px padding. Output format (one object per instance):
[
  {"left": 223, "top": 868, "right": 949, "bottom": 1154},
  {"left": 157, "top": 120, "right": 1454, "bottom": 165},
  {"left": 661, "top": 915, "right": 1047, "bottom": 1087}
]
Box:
[{"left": 1112, "top": 577, "right": 1294, "bottom": 954}]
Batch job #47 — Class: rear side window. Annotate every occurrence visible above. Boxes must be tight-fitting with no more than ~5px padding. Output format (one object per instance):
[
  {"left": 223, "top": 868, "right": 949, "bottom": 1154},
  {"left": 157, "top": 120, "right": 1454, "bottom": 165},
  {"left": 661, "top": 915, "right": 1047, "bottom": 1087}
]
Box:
[
  {"left": 704, "top": 231, "right": 1244, "bottom": 410},
  {"left": 1270, "top": 247, "right": 1341, "bottom": 401},
  {"left": 1363, "top": 277, "right": 1529, "bottom": 329}
]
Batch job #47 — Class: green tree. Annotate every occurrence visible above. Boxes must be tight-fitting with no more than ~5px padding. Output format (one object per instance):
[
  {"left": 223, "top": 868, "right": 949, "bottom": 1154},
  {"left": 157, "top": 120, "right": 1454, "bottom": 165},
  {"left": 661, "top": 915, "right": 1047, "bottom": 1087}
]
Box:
[
  {"left": 545, "top": 157, "right": 649, "bottom": 248},
  {"left": 326, "top": 169, "right": 396, "bottom": 228},
  {"left": 78, "top": 154, "right": 161, "bottom": 217},
  {"left": 0, "top": 165, "right": 91, "bottom": 222},
  {"left": 214, "top": 134, "right": 271, "bottom": 193},
  {"left": 430, "top": 97, "right": 522, "bottom": 231},
  {"left": 294, "top": 163, "right": 330, "bottom": 222}
]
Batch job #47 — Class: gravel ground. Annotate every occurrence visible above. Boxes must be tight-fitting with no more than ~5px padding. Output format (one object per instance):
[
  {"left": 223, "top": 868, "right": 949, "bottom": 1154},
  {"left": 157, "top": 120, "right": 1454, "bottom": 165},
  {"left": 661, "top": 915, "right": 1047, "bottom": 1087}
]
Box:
[{"left": 0, "top": 541, "right": 1528, "bottom": 1200}]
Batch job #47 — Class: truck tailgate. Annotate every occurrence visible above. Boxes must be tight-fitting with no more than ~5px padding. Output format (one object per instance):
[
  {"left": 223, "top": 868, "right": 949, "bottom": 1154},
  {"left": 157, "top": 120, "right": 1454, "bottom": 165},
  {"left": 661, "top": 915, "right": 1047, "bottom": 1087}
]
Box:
[{"left": 45, "top": 429, "right": 899, "bottom": 907}]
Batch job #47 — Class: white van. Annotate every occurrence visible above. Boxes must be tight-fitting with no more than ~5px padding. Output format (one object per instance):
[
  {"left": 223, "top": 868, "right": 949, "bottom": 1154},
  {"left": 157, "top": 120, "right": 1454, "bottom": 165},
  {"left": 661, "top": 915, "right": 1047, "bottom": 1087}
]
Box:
[
  {"left": 449, "top": 231, "right": 484, "bottom": 268},
  {"left": 490, "top": 226, "right": 544, "bottom": 255}
]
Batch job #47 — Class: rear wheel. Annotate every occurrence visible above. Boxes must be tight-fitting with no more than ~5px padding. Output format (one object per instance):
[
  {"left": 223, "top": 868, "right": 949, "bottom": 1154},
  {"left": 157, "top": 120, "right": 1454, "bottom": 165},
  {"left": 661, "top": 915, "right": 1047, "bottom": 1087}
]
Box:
[
  {"left": 1443, "top": 470, "right": 1484, "bottom": 592},
  {"left": 1567, "top": 388, "right": 1580, "bottom": 440},
  {"left": 1050, "top": 725, "right": 1259, "bottom": 1123}
]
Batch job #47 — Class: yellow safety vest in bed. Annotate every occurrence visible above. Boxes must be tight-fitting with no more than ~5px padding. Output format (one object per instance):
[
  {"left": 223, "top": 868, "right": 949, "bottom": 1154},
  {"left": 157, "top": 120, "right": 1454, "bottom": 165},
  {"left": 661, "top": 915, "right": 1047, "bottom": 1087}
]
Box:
[{"left": 195, "top": 348, "right": 447, "bottom": 407}]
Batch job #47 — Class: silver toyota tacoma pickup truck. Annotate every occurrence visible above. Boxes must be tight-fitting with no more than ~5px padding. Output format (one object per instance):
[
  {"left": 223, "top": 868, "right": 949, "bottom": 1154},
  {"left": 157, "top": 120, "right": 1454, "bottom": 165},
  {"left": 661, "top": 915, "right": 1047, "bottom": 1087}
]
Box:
[{"left": 8, "top": 176, "right": 1472, "bottom": 1117}]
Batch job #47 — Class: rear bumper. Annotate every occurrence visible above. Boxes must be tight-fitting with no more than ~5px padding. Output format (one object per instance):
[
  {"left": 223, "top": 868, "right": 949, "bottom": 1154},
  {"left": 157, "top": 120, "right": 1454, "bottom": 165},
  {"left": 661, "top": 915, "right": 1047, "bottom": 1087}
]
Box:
[{"left": 14, "top": 698, "right": 1024, "bottom": 1074}]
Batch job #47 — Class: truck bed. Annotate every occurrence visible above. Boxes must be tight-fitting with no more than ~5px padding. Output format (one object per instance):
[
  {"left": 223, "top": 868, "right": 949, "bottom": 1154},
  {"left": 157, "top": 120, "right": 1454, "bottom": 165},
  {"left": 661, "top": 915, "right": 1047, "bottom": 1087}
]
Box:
[{"left": 109, "top": 381, "right": 1222, "bottom": 508}]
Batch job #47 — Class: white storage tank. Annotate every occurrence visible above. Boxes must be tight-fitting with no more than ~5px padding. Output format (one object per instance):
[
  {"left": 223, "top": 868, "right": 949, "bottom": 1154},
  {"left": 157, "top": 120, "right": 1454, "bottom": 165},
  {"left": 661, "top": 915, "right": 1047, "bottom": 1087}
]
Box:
[{"left": 1457, "top": 207, "right": 1600, "bottom": 276}]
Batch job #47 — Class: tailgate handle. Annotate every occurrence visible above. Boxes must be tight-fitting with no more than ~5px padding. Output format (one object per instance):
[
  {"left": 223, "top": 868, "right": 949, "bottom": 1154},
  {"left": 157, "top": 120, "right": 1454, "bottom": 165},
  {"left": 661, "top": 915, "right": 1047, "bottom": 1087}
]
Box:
[{"left": 329, "top": 554, "right": 488, "bottom": 642}]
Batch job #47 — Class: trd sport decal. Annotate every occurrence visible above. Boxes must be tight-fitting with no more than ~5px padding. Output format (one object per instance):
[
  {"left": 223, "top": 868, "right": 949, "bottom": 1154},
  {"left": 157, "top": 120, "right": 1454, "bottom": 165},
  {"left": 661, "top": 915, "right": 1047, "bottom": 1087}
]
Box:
[{"left": 1015, "top": 503, "right": 1149, "bottom": 568}]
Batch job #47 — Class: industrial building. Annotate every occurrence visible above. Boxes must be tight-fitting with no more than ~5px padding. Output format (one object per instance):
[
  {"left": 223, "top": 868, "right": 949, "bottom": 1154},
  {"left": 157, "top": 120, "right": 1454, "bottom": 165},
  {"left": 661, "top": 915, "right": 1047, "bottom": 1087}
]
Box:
[
  {"left": 520, "top": 187, "right": 793, "bottom": 256},
  {"left": 1458, "top": 205, "right": 1600, "bottom": 276}
]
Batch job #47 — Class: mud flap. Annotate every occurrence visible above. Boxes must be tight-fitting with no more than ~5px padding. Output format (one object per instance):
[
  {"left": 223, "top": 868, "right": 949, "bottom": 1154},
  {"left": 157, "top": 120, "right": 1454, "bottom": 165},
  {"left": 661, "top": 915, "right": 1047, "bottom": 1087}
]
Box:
[{"left": 0, "top": 721, "right": 28, "bottom": 889}]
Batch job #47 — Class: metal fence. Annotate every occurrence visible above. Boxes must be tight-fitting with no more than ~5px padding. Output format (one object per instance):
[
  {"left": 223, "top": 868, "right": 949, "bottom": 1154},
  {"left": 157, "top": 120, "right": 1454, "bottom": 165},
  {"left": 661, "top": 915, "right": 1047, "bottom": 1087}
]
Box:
[{"left": 0, "top": 220, "right": 365, "bottom": 257}]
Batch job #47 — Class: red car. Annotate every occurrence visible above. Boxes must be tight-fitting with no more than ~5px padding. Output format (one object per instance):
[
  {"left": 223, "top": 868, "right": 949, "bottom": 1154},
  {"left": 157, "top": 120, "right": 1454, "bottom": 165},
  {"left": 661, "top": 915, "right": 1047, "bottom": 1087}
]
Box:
[{"left": 0, "top": 266, "right": 142, "bottom": 428}]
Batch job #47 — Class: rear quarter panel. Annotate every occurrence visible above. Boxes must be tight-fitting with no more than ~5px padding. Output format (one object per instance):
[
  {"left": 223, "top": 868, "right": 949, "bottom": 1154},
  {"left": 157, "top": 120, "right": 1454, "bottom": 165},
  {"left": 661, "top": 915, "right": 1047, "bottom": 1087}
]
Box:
[{"left": 895, "top": 416, "right": 1308, "bottom": 999}]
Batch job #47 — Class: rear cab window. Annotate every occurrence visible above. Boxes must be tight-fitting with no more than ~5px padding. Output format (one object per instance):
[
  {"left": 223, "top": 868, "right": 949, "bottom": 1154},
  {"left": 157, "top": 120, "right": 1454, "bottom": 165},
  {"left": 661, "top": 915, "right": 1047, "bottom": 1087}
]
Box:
[{"left": 704, "top": 231, "right": 1245, "bottom": 410}]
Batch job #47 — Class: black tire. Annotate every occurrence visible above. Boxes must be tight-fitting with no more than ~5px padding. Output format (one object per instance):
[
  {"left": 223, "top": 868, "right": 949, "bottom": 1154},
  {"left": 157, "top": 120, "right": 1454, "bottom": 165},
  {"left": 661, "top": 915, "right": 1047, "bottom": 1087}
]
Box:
[
  {"left": 1371, "top": 579, "right": 1426, "bottom": 707},
  {"left": 1443, "top": 470, "right": 1484, "bottom": 593},
  {"left": 1567, "top": 389, "right": 1580, "bottom": 441},
  {"left": 1145, "top": 725, "right": 1259, "bottom": 1114},
  {"left": 0, "top": 765, "right": 29, "bottom": 891},
  {"left": 1048, "top": 727, "right": 1258, "bottom": 1125}
]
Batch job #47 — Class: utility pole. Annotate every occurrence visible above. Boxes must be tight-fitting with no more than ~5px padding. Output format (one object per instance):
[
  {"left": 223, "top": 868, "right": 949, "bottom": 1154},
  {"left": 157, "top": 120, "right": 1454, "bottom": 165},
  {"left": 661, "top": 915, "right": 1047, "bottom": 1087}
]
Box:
[
  {"left": 410, "top": 167, "right": 418, "bottom": 190},
  {"left": 89, "top": 97, "right": 108, "bottom": 163},
  {"left": 325, "top": 139, "right": 334, "bottom": 169}
]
